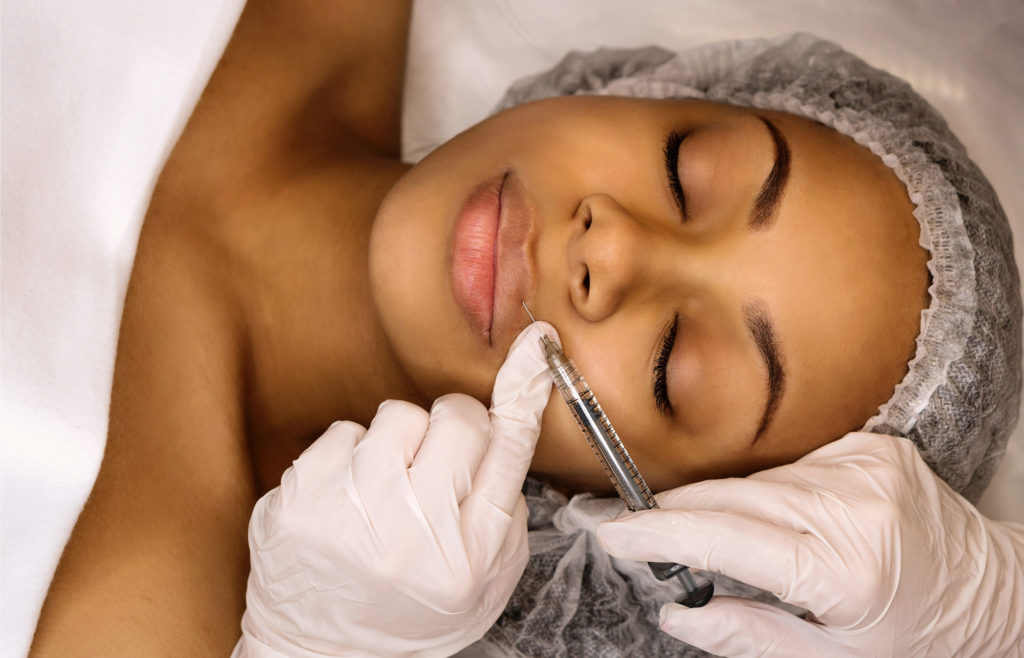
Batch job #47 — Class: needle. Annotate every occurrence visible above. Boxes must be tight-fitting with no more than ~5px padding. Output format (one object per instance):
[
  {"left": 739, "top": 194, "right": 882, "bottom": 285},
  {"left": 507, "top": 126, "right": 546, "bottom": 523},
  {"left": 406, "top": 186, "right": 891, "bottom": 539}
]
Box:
[{"left": 522, "top": 301, "right": 538, "bottom": 326}]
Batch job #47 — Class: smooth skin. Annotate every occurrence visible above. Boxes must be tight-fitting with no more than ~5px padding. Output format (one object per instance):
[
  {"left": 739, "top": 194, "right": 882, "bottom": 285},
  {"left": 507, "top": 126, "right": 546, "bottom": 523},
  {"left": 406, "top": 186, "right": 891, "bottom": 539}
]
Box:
[
  {"left": 31, "top": 1, "right": 928, "bottom": 654},
  {"left": 371, "top": 96, "right": 929, "bottom": 492}
]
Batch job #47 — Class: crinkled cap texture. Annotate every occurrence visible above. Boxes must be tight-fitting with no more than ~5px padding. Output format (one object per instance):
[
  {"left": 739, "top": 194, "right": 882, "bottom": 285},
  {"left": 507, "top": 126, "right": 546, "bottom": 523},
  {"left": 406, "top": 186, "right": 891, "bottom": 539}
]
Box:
[
  {"left": 467, "top": 33, "right": 1021, "bottom": 657},
  {"left": 468, "top": 479, "right": 803, "bottom": 658},
  {"left": 495, "top": 33, "right": 1022, "bottom": 503}
]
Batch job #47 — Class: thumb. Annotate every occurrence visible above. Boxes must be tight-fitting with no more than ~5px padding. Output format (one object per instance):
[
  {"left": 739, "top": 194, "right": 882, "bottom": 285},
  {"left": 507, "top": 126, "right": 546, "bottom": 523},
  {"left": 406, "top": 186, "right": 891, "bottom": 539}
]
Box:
[
  {"left": 470, "top": 321, "right": 558, "bottom": 516},
  {"left": 492, "top": 320, "right": 559, "bottom": 411},
  {"left": 658, "top": 597, "right": 832, "bottom": 657}
]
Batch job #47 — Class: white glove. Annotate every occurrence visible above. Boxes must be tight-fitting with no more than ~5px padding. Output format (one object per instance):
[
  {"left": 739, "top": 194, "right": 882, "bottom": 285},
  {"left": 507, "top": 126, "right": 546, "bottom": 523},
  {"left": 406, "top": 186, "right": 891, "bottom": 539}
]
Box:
[
  {"left": 233, "top": 323, "right": 557, "bottom": 658},
  {"left": 597, "top": 432, "right": 1024, "bottom": 657}
]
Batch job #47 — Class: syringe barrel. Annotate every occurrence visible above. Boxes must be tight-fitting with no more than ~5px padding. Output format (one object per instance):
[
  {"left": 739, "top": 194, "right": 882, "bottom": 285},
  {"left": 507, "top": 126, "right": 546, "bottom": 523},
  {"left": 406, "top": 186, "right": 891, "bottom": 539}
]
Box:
[{"left": 540, "top": 336, "right": 657, "bottom": 512}]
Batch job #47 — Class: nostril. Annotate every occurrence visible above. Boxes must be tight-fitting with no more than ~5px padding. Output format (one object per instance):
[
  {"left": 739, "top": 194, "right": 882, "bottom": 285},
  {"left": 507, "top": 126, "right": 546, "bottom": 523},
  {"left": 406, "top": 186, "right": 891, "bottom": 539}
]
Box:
[
  {"left": 582, "top": 269, "right": 590, "bottom": 296},
  {"left": 583, "top": 211, "right": 593, "bottom": 231}
]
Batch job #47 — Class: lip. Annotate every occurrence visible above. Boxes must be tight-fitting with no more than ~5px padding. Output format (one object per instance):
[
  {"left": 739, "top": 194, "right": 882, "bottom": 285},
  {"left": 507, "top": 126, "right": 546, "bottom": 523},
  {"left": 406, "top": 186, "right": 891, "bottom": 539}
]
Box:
[
  {"left": 450, "top": 172, "right": 505, "bottom": 341},
  {"left": 491, "top": 172, "right": 536, "bottom": 345},
  {"left": 449, "top": 170, "right": 535, "bottom": 344}
]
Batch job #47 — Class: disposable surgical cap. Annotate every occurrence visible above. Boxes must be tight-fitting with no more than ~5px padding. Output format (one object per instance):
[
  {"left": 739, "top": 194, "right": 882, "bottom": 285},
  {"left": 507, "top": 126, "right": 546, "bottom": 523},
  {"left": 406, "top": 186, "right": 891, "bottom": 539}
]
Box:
[{"left": 466, "top": 33, "right": 1022, "bottom": 657}]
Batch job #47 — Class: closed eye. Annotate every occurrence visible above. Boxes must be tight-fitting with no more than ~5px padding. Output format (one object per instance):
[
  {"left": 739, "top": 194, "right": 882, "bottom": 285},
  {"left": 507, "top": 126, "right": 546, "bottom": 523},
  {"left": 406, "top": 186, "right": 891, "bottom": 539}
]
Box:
[
  {"left": 653, "top": 314, "right": 678, "bottom": 416},
  {"left": 663, "top": 129, "right": 688, "bottom": 221}
]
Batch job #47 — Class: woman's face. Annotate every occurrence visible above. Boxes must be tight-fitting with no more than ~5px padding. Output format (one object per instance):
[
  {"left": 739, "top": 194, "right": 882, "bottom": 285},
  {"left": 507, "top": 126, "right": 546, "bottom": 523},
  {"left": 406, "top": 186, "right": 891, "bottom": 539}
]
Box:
[{"left": 369, "top": 96, "right": 928, "bottom": 493}]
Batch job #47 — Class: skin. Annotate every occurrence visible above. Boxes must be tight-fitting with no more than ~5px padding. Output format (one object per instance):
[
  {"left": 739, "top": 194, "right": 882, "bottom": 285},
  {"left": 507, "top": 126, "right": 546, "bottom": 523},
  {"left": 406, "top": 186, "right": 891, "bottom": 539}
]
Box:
[
  {"left": 372, "top": 96, "right": 929, "bottom": 492},
  {"left": 31, "top": 1, "right": 928, "bottom": 654}
]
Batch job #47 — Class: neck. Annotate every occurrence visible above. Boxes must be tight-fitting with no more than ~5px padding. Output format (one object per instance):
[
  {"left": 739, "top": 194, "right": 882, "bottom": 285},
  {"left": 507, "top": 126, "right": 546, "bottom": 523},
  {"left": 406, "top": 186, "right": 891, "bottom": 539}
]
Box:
[
  {"left": 239, "top": 158, "right": 422, "bottom": 490},
  {"left": 327, "top": 224, "right": 430, "bottom": 426}
]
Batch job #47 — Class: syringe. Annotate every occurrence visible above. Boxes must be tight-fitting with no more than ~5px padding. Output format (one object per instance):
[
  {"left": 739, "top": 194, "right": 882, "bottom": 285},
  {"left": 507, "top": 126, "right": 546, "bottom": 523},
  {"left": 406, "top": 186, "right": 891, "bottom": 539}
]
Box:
[{"left": 523, "top": 303, "right": 714, "bottom": 608}]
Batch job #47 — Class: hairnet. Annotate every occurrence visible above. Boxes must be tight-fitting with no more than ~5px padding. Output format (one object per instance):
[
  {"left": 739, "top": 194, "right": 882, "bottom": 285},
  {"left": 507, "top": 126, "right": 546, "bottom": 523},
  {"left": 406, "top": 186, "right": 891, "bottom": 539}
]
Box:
[{"left": 464, "top": 33, "right": 1022, "bottom": 657}]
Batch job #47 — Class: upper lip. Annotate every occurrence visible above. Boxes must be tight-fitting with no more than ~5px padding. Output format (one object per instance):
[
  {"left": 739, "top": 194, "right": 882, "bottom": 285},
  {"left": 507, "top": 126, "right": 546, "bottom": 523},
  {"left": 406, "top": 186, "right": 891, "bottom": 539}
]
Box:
[{"left": 491, "top": 171, "right": 537, "bottom": 345}]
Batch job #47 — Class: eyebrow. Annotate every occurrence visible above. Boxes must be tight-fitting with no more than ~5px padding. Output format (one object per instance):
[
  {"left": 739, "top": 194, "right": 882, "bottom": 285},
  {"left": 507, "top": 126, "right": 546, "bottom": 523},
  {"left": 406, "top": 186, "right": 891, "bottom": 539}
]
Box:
[
  {"left": 744, "top": 304, "right": 786, "bottom": 444},
  {"left": 750, "top": 116, "right": 791, "bottom": 230}
]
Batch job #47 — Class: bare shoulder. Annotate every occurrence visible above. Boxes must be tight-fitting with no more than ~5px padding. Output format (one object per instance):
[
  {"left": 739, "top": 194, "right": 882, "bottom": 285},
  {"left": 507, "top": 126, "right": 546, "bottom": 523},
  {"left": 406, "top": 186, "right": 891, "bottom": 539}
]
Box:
[
  {"left": 32, "top": 151, "right": 395, "bottom": 655},
  {"left": 166, "top": 0, "right": 413, "bottom": 186},
  {"left": 31, "top": 211, "right": 256, "bottom": 655},
  {"left": 32, "top": 4, "right": 415, "bottom": 650}
]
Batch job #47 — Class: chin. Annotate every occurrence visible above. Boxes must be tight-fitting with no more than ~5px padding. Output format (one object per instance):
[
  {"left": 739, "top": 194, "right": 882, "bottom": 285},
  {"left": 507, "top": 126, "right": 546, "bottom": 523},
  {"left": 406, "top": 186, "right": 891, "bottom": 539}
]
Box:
[{"left": 368, "top": 169, "right": 500, "bottom": 406}]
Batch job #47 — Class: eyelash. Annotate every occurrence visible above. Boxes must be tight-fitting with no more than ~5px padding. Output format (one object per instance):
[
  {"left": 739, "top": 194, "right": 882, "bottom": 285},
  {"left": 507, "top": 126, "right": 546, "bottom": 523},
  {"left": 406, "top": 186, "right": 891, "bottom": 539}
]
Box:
[
  {"left": 653, "top": 314, "right": 679, "bottom": 416},
  {"left": 663, "top": 129, "right": 687, "bottom": 220}
]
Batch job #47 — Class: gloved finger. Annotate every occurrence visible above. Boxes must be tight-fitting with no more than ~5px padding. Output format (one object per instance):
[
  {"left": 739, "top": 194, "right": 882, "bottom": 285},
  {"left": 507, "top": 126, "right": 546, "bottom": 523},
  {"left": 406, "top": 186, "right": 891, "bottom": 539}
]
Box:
[
  {"left": 775, "top": 431, "right": 899, "bottom": 467},
  {"left": 469, "top": 321, "right": 557, "bottom": 518},
  {"left": 407, "top": 394, "right": 491, "bottom": 561},
  {"left": 420, "top": 494, "right": 533, "bottom": 618},
  {"left": 411, "top": 393, "right": 491, "bottom": 505},
  {"left": 477, "top": 495, "right": 531, "bottom": 614},
  {"left": 351, "top": 400, "right": 430, "bottom": 511},
  {"left": 655, "top": 477, "right": 838, "bottom": 536},
  {"left": 748, "top": 432, "right": 918, "bottom": 496},
  {"left": 281, "top": 420, "right": 365, "bottom": 502},
  {"left": 598, "top": 509, "right": 819, "bottom": 607},
  {"left": 252, "top": 421, "right": 364, "bottom": 563},
  {"left": 658, "top": 597, "right": 834, "bottom": 657}
]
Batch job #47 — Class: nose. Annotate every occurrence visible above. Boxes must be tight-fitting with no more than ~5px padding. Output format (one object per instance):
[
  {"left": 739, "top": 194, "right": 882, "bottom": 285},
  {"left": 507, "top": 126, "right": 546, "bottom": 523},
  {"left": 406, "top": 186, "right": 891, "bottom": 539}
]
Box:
[{"left": 568, "top": 193, "right": 662, "bottom": 322}]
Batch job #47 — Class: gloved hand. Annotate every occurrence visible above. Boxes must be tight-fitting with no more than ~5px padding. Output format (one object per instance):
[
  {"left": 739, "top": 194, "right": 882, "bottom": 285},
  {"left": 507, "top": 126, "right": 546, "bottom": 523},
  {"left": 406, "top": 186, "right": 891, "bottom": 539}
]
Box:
[
  {"left": 232, "top": 323, "right": 557, "bottom": 658},
  {"left": 597, "top": 432, "right": 1024, "bottom": 657}
]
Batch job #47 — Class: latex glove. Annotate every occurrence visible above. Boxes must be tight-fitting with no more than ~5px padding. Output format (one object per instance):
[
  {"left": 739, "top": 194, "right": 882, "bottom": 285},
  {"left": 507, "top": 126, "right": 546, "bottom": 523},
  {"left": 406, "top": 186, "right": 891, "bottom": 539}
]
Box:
[
  {"left": 233, "top": 323, "right": 557, "bottom": 658},
  {"left": 597, "top": 432, "right": 1024, "bottom": 657}
]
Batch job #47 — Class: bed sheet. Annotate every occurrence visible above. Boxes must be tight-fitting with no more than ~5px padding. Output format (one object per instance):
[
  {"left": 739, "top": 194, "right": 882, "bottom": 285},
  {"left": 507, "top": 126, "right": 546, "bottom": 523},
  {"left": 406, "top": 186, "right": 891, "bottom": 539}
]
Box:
[{"left": 3, "top": 1, "right": 1021, "bottom": 656}]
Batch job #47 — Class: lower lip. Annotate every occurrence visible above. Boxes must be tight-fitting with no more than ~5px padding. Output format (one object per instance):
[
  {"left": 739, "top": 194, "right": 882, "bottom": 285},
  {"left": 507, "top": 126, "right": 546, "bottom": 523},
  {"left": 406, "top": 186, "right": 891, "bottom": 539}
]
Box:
[{"left": 450, "top": 172, "right": 505, "bottom": 340}]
